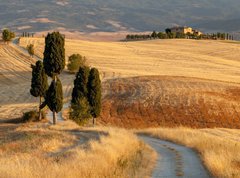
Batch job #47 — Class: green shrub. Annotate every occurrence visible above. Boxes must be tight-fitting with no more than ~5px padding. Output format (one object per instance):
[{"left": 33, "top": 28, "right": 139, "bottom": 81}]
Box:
[
  {"left": 67, "top": 54, "right": 87, "bottom": 73},
  {"left": 21, "top": 110, "right": 46, "bottom": 123},
  {"left": 27, "top": 44, "right": 35, "bottom": 57},
  {"left": 70, "top": 97, "right": 91, "bottom": 125}
]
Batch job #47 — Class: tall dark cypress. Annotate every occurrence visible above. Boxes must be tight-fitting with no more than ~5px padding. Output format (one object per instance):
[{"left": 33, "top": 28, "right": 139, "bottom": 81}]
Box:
[
  {"left": 71, "top": 66, "right": 90, "bottom": 104},
  {"left": 45, "top": 78, "right": 63, "bottom": 114},
  {"left": 43, "top": 32, "right": 65, "bottom": 124},
  {"left": 30, "top": 60, "right": 48, "bottom": 120},
  {"left": 70, "top": 66, "right": 91, "bottom": 125},
  {"left": 88, "top": 68, "right": 102, "bottom": 125},
  {"left": 43, "top": 32, "right": 65, "bottom": 77}
]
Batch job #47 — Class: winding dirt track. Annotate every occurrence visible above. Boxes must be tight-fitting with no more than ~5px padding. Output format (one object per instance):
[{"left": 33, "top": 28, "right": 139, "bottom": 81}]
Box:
[{"left": 139, "top": 135, "right": 211, "bottom": 178}]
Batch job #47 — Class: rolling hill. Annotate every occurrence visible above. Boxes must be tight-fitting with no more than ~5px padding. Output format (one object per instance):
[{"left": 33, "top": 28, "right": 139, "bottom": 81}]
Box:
[
  {"left": 2, "top": 38, "right": 240, "bottom": 128},
  {"left": 1, "top": 0, "right": 240, "bottom": 34},
  {"left": 7, "top": 38, "right": 240, "bottom": 128}
]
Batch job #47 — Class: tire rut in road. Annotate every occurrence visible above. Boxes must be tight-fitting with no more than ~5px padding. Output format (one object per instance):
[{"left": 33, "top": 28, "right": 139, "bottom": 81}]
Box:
[{"left": 139, "top": 135, "right": 211, "bottom": 178}]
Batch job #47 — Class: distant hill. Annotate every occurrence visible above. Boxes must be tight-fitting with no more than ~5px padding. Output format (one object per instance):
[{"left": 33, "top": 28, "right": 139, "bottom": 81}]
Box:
[{"left": 1, "top": 0, "right": 240, "bottom": 34}]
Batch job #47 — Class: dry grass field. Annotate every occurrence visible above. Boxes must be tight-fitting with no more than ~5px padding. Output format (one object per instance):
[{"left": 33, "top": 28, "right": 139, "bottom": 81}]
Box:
[
  {"left": 0, "top": 41, "right": 156, "bottom": 177},
  {"left": 0, "top": 120, "right": 156, "bottom": 178},
  {"left": 20, "top": 38, "right": 240, "bottom": 83},
  {"left": 141, "top": 127, "right": 240, "bottom": 178},
  {"left": 0, "top": 37, "right": 240, "bottom": 177},
  {"left": 0, "top": 43, "right": 36, "bottom": 120},
  {"left": 0, "top": 42, "right": 74, "bottom": 121},
  {"left": 1, "top": 38, "right": 240, "bottom": 128},
  {"left": 19, "top": 38, "right": 240, "bottom": 128},
  {"left": 101, "top": 76, "right": 240, "bottom": 128}
]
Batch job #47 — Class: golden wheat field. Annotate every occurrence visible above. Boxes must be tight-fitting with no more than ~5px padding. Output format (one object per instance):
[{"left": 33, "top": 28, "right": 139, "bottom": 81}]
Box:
[
  {"left": 19, "top": 38, "right": 240, "bottom": 128},
  {"left": 0, "top": 39, "right": 157, "bottom": 178},
  {"left": 1, "top": 38, "right": 240, "bottom": 128},
  {"left": 1, "top": 37, "right": 240, "bottom": 177},
  {"left": 20, "top": 38, "right": 240, "bottom": 82},
  {"left": 0, "top": 42, "right": 74, "bottom": 120}
]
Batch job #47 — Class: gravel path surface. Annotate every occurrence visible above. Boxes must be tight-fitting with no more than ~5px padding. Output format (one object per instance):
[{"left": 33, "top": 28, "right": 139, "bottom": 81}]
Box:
[{"left": 139, "top": 135, "right": 211, "bottom": 178}]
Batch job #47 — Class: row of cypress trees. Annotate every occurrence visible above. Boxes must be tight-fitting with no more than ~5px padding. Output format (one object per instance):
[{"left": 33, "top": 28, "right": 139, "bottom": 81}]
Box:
[
  {"left": 30, "top": 32, "right": 65, "bottom": 124},
  {"left": 30, "top": 31, "right": 101, "bottom": 125},
  {"left": 42, "top": 32, "right": 65, "bottom": 124},
  {"left": 71, "top": 66, "right": 101, "bottom": 125}
]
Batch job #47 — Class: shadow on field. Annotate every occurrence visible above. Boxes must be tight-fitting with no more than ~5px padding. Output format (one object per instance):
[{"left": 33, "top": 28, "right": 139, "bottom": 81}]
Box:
[{"left": 49, "top": 129, "right": 108, "bottom": 157}]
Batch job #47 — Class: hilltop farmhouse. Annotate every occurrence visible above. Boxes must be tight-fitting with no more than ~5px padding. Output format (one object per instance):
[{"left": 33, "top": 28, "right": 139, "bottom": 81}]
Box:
[{"left": 170, "top": 26, "right": 202, "bottom": 36}]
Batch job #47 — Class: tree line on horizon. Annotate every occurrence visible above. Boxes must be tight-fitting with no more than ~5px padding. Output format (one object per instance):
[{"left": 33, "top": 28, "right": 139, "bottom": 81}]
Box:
[
  {"left": 21, "top": 32, "right": 35, "bottom": 38},
  {"left": 126, "top": 30, "right": 235, "bottom": 41}
]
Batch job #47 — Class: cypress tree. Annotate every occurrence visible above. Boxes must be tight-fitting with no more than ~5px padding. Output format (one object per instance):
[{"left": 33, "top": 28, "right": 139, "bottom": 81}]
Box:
[
  {"left": 30, "top": 61, "right": 48, "bottom": 120},
  {"left": 70, "top": 66, "right": 91, "bottom": 125},
  {"left": 71, "top": 66, "right": 90, "bottom": 103},
  {"left": 45, "top": 78, "right": 63, "bottom": 114},
  {"left": 43, "top": 32, "right": 65, "bottom": 77},
  {"left": 43, "top": 32, "right": 65, "bottom": 124},
  {"left": 88, "top": 68, "right": 102, "bottom": 125}
]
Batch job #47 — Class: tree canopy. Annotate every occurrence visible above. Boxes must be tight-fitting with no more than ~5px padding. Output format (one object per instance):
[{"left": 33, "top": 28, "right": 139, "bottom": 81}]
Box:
[
  {"left": 30, "top": 60, "right": 48, "bottom": 120},
  {"left": 88, "top": 68, "right": 102, "bottom": 118},
  {"left": 2, "top": 29, "right": 15, "bottom": 43},
  {"left": 70, "top": 66, "right": 91, "bottom": 124},
  {"left": 43, "top": 32, "right": 65, "bottom": 78},
  {"left": 27, "top": 44, "right": 35, "bottom": 57},
  {"left": 67, "top": 54, "right": 87, "bottom": 73},
  {"left": 71, "top": 66, "right": 90, "bottom": 104},
  {"left": 45, "top": 78, "right": 63, "bottom": 113},
  {"left": 30, "top": 61, "right": 48, "bottom": 98}
]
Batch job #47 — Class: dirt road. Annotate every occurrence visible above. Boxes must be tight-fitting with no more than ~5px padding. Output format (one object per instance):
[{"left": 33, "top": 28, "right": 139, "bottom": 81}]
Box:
[{"left": 139, "top": 135, "right": 211, "bottom": 178}]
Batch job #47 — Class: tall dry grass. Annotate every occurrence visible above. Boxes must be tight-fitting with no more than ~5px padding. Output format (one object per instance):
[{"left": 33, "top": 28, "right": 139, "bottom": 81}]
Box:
[
  {"left": 141, "top": 127, "right": 240, "bottom": 178},
  {"left": 0, "top": 121, "right": 156, "bottom": 178}
]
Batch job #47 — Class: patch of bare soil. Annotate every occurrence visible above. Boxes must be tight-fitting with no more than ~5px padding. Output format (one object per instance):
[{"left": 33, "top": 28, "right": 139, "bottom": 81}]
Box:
[{"left": 100, "top": 76, "right": 240, "bottom": 128}]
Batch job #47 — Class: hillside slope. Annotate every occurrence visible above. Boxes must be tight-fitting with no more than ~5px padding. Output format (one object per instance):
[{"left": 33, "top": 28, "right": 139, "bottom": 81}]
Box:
[
  {"left": 20, "top": 38, "right": 240, "bottom": 128},
  {"left": 101, "top": 76, "right": 240, "bottom": 128},
  {"left": 2, "top": 38, "right": 240, "bottom": 128},
  {"left": 0, "top": 42, "right": 74, "bottom": 120},
  {"left": 20, "top": 38, "right": 240, "bottom": 83}
]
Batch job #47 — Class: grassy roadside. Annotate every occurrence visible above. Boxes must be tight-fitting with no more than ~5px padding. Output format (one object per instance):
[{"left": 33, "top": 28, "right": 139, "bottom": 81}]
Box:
[
  {"left": 0, "top": 121, "right": 157, "bottom": 178},
  {"left": 140, "top": 127, "right": 240, "bottom": 178}
]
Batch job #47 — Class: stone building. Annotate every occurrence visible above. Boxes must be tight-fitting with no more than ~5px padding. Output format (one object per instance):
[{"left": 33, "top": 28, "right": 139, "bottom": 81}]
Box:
[{"left": 170, "top": 26, "right": 202, "bottom": 36}]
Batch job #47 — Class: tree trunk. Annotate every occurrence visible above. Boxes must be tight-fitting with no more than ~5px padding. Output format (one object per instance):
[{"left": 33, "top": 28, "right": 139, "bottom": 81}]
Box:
[
  {"left": 93, "top": 117, "right": 95, "bottom": 127},
  {"left": 52, "top": 75, "right": 57, "bottom": 125},
  {"left": 53, "top": 111, "right": 56, "bottom": 125},
  {"left": 39, "top": 96, "right": 42, "bottom": 121}
]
